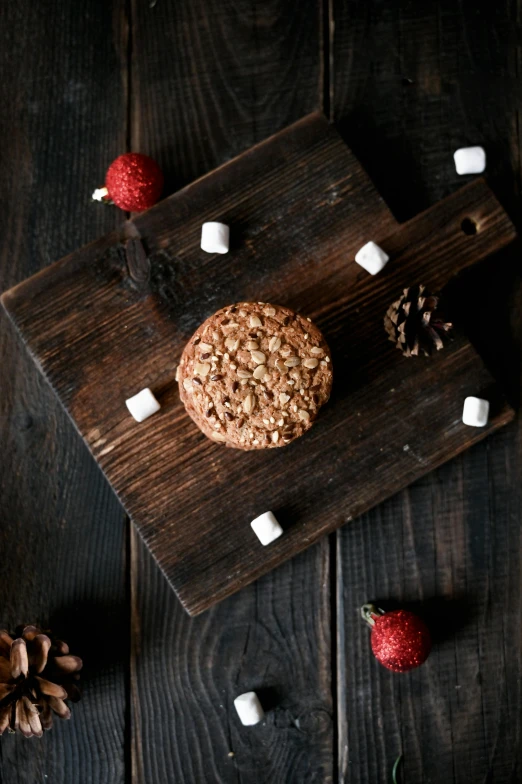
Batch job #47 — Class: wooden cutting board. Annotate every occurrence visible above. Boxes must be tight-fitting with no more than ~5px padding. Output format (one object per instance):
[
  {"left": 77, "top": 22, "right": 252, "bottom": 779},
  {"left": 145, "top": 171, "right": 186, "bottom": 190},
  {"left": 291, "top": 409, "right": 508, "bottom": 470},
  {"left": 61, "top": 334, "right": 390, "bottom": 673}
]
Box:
[{"left": 1, "top": 113, "right": 516, "bottom": 615}]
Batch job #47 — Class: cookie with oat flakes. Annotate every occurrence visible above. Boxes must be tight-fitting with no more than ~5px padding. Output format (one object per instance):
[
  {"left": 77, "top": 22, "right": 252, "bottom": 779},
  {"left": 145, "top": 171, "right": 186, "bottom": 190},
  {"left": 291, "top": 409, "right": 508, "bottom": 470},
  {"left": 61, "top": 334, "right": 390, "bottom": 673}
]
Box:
[{"left": 178, "top": 302, "right": 333, "bottom": 450}]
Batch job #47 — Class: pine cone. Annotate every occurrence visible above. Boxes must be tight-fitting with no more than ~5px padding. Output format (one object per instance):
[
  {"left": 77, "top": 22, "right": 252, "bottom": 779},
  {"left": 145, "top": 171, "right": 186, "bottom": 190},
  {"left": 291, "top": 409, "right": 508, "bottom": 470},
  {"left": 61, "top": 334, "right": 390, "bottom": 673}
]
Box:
[
  {"left": 0, "top": 626, "right": 82, "bottom": 737},
  {"left": 384, "top": 284, "right": 452, "bottom": 357}
]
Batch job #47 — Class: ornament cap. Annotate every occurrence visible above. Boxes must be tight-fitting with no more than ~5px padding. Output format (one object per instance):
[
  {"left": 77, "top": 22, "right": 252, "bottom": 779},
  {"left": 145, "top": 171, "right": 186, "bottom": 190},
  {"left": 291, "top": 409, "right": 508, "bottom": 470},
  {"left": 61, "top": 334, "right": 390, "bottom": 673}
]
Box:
[
  {"left": 360, "top": 602, "right": 385, "bottom": 627},
  {"left": 92, "top": 186, "right": 109, "bottom": 202}
]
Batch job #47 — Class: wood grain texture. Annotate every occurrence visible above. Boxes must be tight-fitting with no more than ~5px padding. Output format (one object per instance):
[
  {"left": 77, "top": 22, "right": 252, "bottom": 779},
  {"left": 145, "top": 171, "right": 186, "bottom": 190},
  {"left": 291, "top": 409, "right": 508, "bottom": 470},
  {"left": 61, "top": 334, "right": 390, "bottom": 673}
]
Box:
[
  {"left": 0, "top": 3, "right": 520, "bottom": 782},
  {"left": 336, "top": 422, "right": 522, "bottom": 783},
  {"left": 0, "top": 2, "right": 128, "bottom": 782},
  {"left": 333, "top": 2, "right": 522, "bottom": 782},
  {"left": 129, "top": 0, "right": 322, "bottom": 189},
  {"left": 132, "top": 528, "right": 332, "bottom": 784},
  {"left": 1, "top": 115, "right": 515, "bottom": 616},
  {"left": 128, "top": 3, "right": 333, "bottom": 782}
]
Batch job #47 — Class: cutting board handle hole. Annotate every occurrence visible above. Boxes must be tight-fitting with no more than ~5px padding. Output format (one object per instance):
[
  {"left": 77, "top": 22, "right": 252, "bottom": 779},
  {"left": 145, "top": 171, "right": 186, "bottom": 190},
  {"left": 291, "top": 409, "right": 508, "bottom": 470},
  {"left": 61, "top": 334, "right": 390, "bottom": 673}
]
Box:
[{"left": 461, "top": 217, "right": 478, "bottom": 236}]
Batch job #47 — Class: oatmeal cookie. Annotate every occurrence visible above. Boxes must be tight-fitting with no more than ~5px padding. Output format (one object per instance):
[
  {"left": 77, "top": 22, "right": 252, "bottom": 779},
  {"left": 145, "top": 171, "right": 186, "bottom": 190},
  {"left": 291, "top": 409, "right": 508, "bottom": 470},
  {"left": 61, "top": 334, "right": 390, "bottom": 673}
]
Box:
[{"left": 178, "top": 302, "right": 333, "bottom": 449}]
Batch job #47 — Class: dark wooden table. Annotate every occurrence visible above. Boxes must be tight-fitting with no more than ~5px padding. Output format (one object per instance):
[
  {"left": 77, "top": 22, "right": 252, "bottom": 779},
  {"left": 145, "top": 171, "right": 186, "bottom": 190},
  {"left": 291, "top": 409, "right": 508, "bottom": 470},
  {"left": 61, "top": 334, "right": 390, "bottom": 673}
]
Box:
[{"left": 1, "top": 3, "right": 520, "bottom": 782}]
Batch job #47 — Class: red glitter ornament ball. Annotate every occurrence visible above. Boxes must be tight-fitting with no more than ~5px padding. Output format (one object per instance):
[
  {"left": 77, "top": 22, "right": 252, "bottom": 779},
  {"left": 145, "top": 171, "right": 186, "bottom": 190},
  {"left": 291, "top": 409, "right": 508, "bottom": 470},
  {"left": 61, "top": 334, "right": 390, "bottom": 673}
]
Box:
[
  {"left": 105, "top": 153, "right": 164, "bottom": 212},
  {"left": 362, "top": 604, "right": 431, "bottom": 673}
]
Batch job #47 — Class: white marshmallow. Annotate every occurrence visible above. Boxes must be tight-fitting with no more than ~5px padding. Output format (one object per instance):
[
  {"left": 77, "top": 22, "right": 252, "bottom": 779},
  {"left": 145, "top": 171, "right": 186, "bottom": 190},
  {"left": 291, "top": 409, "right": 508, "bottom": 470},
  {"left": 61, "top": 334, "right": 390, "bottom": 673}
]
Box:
[
  {"left": 126, "top": 388, "right": 161, "bottom": 422},
  {"left": 201, "top": 222, "right": 230, "bottom": 254},
  {"left": 250, "top": 511, "right": 283, "bottom": 546},
  {"left": 355, "top": 241, "right": 389, "bottom": 275},
  {"left": 454, "top": 146, "right": 486, "bottom": 175},
  {"left": 92, "top": 186, "right": 109, "bottom": 201},
  {"left": 234, "top": 692, "right": 265, "bottom": 726},
  {"left": 462, "top": 396, "right": 489, "bottom": 427}
]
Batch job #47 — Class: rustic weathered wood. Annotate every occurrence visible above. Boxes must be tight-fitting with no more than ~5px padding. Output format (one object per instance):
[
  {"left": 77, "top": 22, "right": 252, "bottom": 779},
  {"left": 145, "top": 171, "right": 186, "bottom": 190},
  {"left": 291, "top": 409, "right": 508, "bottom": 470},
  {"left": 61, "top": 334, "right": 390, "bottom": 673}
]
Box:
[
  {"left": 0, "top": 2, "right": 521, "bottom": 782},
  {"left": 132, "top": 528, "right": 333, "bottom": 783},
  {"left": 0, "top": 1, "right": 128, "bottom": 782},
  {"left": 333, "top": 2, "right": 522, "bottom": 782},
  {"left": 129, "top": 0, "right": 322, "bottom": 190},
  {"left": 1, "top": 113, "right": 516, "bottom": 619},
  {"left": 127, "top": 2, "right": 333, "bottom": 781}
]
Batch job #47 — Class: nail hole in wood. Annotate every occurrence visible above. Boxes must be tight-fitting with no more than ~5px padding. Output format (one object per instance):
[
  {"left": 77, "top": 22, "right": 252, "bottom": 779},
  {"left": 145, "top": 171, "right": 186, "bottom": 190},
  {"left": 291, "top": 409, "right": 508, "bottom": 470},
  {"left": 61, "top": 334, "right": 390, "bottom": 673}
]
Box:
[{"left": 461, "top": 217, "right": 477, "bottom": 236}]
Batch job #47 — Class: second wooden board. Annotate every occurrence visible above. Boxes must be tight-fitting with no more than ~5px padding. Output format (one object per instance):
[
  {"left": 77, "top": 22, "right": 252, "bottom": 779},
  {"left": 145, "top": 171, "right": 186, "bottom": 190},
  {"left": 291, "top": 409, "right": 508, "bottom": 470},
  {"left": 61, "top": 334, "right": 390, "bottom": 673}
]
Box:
[{"left": 2, "top": 114, "right": 516, "bottom": 614}]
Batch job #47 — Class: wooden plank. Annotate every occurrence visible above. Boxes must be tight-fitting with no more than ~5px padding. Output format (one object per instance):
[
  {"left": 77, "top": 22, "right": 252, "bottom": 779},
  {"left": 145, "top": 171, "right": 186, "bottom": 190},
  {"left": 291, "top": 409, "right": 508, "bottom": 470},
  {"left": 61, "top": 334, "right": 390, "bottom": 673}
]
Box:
[
  {"left": 127, "top": 2, "right": 333, "bottom": 782},
  {"left": 1, "top": 115, "right": 516, "bottom": 617},
  {"left": 336, "top": 419, "right": 522, "bottom": 783},
  {"left": 131, "top": 529, "right": 332, "bottom": 783},
  {"left": 0, "top": 2, "right": 128, "bottom": 782},
  {"left": 0, "top": 112, "right": 396, "bottom": 619},
  {"left": 333, "top": 2, "right": 522, "bottom": 782},
  {"left": 129, "top": 0, "right": 323, "bottom": 189}
]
